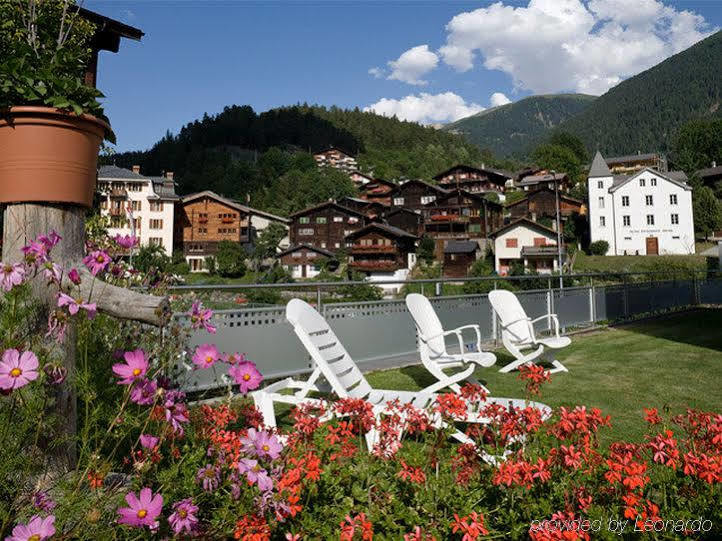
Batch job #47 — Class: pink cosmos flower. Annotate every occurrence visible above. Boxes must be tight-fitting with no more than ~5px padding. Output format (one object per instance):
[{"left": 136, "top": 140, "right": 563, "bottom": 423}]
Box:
[
  {"left": 164, "top": 390, "right": 189, "bottom": 434},
  {"left": 117, "top": 487, "right": 163, "bottom": 529},
  {"left": 31, "top": 490, "right": 56, "bottom": 512},
  {"left": 130, "top": 378, "right": 157, "bottom": 405},
  {"left": 46, "top": 310, "right": 68, "bottom": 343},
  {"left": 241, "top": 428, "right": 282, "bottom": 460},
  {"left": 57, "top": 292, "right": 96, "bottom": 319},
  {"left": 238, "top": 458, "right": 274, "bottom": 491},
  {"left": 68, "top": 268, "right": 81, "bottom": 285},
  {"left": 168, "top": 498, "right": 199, "bottom": 535},
  {"left": 0, "top": 262, "right": 26, "bottom": 292},
  {"left": 114, "top": 234, "right": 139, "bottom": 250},
  {"left": 224, "top": 352, "right": 247, "bottom": 365},
  {"left": 83, "top": 250, "right": 111, "bottom": 276},
  {"left": 229, "top": 361, "right": 263, "bottom": 393},
  {"left": 196, "top": 464, "right": 221, "bottom": 492},
  {"left": 21, "top": 240, "right": 49, "bottom": 265},
  {"left": 6, "top": 514, "right": 55, "bottom": 541},
  {"left": 190, "top": 301, "right": 216, "bottom": 334},
  {"left": 140, "top": 434, "right": 159, "bottom": 450},
  {"left": 43, "top": 262, "right": 62, "bottom": 285},
  {"left": 112, "top": 349, "right": 149, "bottom": 385},
  {"left": 0, "top": 349, "right": 39, "bottom": 391},
  {"left": 192, "top": 343, "right": 220, "bottom": 369},
  {"left": 37, "top": 231, "right": 61, "bottom": 250}
]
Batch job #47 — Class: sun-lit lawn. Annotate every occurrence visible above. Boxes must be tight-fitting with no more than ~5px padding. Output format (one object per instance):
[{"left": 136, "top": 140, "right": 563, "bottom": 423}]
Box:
[{"left": 366, "top": 308, "right": 722, "bottom": 445}]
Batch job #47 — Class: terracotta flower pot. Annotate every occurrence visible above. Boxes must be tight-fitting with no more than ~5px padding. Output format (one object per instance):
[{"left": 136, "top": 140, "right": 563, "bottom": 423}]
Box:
[{"left": 0, "top": 106, "right": 110, "bottom": 207}]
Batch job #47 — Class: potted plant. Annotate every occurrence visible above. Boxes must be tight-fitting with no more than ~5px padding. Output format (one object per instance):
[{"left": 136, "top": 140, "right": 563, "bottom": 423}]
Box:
[{"left": 0, "top": 0, "right": 113, "bottom": 207}]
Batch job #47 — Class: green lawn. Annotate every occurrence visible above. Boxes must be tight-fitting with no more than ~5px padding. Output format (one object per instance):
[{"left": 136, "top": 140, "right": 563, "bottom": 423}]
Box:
[
  {"left": 366, "top": 308, "right": 722, "bottom": 445},
  {"left": 572, "top": 250, "right": 708, "bottom": 275}
]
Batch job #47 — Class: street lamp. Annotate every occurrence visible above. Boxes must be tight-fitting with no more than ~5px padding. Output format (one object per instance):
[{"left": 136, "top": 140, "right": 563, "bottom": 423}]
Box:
[{"left": 550, "top": 170, "right": 563, "bottom": 290}]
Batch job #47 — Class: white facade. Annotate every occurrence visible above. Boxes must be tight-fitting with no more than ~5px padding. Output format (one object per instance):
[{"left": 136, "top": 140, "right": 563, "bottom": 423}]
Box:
[
  {"left": 98, "top": 166, "right": 177, "bottom": 256},
  {"left": 492, "top": 220, "right": 559, "bottom": 275},
  {"left": 588, "top": 167, "right": 694, "bottom": 255}
]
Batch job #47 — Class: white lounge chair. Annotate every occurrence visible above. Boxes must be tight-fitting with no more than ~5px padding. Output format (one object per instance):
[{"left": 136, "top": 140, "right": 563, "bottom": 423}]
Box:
[
  {"left": 405, "top": 293, "right": 496, "bottom": 394},
  {"left": 253, "top": 299, "right": 549, "bottom": 451},
  {"left": 488, "top": 289, "right": 570, "bottom": 374}
]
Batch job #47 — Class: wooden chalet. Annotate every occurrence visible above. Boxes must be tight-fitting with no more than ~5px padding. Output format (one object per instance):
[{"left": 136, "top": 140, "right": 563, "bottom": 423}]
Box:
[
  {"left": 443, "top": 240, "right": 480, "bottom": 278},
  {"left": 391, "top": 179, "right": 448, "bottom": 211},
  {"left": 516, "top": 172, "right": 571, "bottom": 192},
  {"left": 382, "top": 207, "right": 424, "bottom": 236},
  {"left": 313, "top": 146, "right": 358, "bottom": 173},
  {"left": 433, "top": 165, "right": 511, "bottom": 194},
  {"left": 278, "top": 244, "right": 335, "bottom": 279},
  {"left": 358, "top": 178, "right": 397, "bottom": 206},
  {"left": 422, "top": 189, "right": 503, "bottom": 258},
  {"left": 336, "top": 197, "right": 387, "bottom": 219},
  {"left": 349, "top": 170, "right": 374, "bottom": 186},
  {"left": 506, "top": 188, "right": 584, "bottom": 222},
  {"left": 345, "top": 223, "right": 417, "bottom": 274},
  {"left": 289, "top": 201, "right": 366, "bottom": 252}
]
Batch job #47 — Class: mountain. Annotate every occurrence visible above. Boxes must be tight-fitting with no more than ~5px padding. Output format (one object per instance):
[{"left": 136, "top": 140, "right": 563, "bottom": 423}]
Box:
[
  {"left": 558, "top": 30, "right": 722, "bottom": 156},
  {"left": 442, "top": 94, "right": 596, "bottom": 157}
]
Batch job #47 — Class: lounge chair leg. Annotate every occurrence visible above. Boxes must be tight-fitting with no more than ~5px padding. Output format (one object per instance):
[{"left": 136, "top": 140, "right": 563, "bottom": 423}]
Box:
[{"left": 548, "top": 360, "right": 568, "bottom": 373}]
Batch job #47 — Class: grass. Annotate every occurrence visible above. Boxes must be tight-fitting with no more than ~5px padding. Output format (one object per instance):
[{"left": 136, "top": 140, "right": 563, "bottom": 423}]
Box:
[
  {"left": 366, "top": 308, "right": 722, "bottom": 445},
  {"left": 572, "top": 250, "right": 708, "bottom": 275}
]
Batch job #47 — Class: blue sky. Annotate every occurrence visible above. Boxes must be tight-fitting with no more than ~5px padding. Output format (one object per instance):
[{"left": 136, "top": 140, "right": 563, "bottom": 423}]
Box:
[{"left": 85, "top": 1, "right": 722, "bottom": 152}]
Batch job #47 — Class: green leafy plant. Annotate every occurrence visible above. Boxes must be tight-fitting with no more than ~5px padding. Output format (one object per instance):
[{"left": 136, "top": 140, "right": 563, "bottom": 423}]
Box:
[{"left": 589, "top": 240, "right": 610, "bottom": 256}]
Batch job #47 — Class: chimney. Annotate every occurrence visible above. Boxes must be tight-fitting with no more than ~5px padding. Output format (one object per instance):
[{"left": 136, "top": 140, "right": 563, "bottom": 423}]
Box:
[
  {"left": 132, "top": 165, "right": 141, "bottom": 174},
  {"left": 165, "top": 171, "right": 174, "bottom": 180}
]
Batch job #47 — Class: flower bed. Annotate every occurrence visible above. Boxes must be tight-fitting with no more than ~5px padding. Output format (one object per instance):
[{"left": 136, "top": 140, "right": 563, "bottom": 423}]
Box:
[{"left": 1, "top": 232, "right": 721, "bottom": 540}]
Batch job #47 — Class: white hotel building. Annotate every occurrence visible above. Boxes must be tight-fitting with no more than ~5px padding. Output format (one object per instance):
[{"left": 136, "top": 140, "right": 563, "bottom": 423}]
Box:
[
  {"left": 587, "top": 151, "right": 694, "bottom": 256},
  {"left": 97, "top": 165, "right": 179, "bottom": 256}
]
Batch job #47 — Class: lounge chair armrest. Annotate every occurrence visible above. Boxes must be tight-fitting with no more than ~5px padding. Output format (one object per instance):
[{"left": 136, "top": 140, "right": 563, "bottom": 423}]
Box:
[
  {"left": 422, "top": 324, "right": 482, "bottom": 353},
  {"left": 419, "top": 363, "right": 476, "bottom": 395},
  {"left": 530, "top": 313, "right": 560, "bottom": 336},
  {"left": 500, "top": 316, "right": 532, "bottom": 329}
]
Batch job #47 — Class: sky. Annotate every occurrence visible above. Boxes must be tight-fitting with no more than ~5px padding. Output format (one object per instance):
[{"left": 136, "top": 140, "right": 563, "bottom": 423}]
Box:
[{"left": 84, "top": 0, "right": 722, "bottom": 152}]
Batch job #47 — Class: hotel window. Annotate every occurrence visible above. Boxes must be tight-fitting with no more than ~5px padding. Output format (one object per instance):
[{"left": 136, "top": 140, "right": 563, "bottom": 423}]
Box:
[
  {"left": 597, "top": 181, "right": 603, "bottom": 189},
  {"left": 505, "top": 238, "right": 518, "bottom": 248},
  {"left": 134, "top": 218, "right": 141, "bottom": 230},
  {"left": 149, "top": 201, "right": 163, "bottom": 212},
  {"left": 671, "top": 213, "right": 679, "bottom": 225},
  {"left": 670, "top": 194, "right": 678, "bottom": 205},
  {"left": 299, "top": 228, "right": 314, "bottom": 236},
  {"left": 149, "top": 219, "right": 163, "bottom": 229},
  {"left": 651, "top": 178, "right": 657, "bottom": 186},
  {"left": 645, "top": 195, "right": 653, "bottom": 206},
  {"left": 646, "top": 215, "right": 655, "bottom": 225},
  {"left": 393, "top": 197, "right": 405, "bottom": 206},
  {"left": 131, "top": 200, "right": 141, "bottom": 211},
  {"left": 623, "top": 215, "right": 631, "bottom": 226},
  {"left": 640, "top": 179, "right": 646, "bottom": 187},
  {"left": 622, "top": 196, "right": 629, "bottom": 207},
  {"left": 599, "top": 216, "right": 606, "bottom": 227},
  {"left": 316, "top": 217, "right": 327, "bottom": 224},
  {"left": 421, "top": 195, "right": 436, "bottom": 204},
  {"left": 299, "top": 217, "right": 310, "bottom": 224},
  {"left": 598, "top": 197, "right": 605, "bottom": 209}
]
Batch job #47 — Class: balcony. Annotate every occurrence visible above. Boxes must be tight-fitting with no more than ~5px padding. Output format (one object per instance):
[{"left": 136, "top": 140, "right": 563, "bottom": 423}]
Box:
[
  {"left": 110, "top": 188, "right": 127, "bottom": 198},
  {"left": 351, "top": 244, "right": 396, "bottom": 254},
  {"left": 349, "top": 260, "right": 399, "bottom": 271},
  {"left": 430, "top": 214, "right": 469, "bottom": 223},
  {"left": 109, "top": 208, "right": 125, "bottom": 217},
  {"left": 221, "top": 217, "right": 235, "bottom": 224}
]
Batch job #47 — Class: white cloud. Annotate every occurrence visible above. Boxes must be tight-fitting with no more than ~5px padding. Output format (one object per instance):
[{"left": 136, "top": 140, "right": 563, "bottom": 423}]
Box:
[
  {"left": 364, "top": 92, "right": 484, "bottom": 124},
  {"left": 490, "top": 92, "right": 511, "bottom": 107},
  {"left": 368, "top": 67, "right": 384, "bottom": 79},
  {"left": 430, "top": 0, "right": 716, "bottom": 95},
  {"left": 387, "top": 45, "right": 439, "bottom": 86}
]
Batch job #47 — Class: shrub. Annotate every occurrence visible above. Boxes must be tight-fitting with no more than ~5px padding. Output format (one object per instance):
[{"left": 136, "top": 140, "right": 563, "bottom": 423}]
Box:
[
  {"left": 215, "top": 241, "right": 247, "bottom": 277},
  {"left": 416, "top": 235, "right": 436, "bottom": 265},
  {"left": 589, "top": 240, "right": 610, "bottom": 256},
  {"left": 134, "top": 244, "right": 172, "bottom": 273}
]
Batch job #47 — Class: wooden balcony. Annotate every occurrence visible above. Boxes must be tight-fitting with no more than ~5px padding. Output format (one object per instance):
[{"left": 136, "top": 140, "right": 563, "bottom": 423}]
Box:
[
  {"left": 109, "top": 208, "right": 125, "bottom": 217},
  {"left": 221, "top": 217, "right": 235, "bottom": 224},
  {"left": 351, "top": 244, "right": 396, "bottom": 254},
  {"left": 430, "top": 214, "right": 469, "bottom": 223}
]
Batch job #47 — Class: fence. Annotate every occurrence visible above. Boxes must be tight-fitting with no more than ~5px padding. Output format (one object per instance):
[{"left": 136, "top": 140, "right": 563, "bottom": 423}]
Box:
[{"left": 173, "top": 271, "right": 722, "bottom": 391}]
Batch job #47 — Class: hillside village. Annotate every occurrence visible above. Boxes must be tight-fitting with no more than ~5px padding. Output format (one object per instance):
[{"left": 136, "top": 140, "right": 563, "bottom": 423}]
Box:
[{"left": 97, "top": 140, "right": 713, "bottom": 290}]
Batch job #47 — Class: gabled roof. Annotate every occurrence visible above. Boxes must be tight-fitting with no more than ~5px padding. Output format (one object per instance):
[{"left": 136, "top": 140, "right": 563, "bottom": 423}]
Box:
[
  {"left": 608, "top": 168, "right": 692, "bottom": 193},
  {"left": 666, "top": 171, "right": 689, "bottom": 183},
  {"left": 430, "top": 188, "right": 504, "bottom": 210},
  {"left": 517, "top": 173, "right": 569, "bottom": 186},
  {"left": 504, "top": 187, "right": 583, "bottom": 208},
  {"left": 98, "top": 165, "right": 148, "bottom": 180},
  {"left": 588, "top": 150, "right": 612, "bottom": 178},
  {"left": 344, "top": 222, "right": 418, "bottom": 240},
  {"left": 383, "top": 206, "right": 421, "bottom": 217},
  {"left": 149, "top": 177, "right": 180, "bottom": 201},
  {"left": 696, "top": 165, "right": 722, "bottom": 178},
  {"left": 289, "top": 200, "right": 366, "bottom": 219},
  {"left": 337, "top": 196, "right": 387, "bottom": 209},
  {"left": 181, "top": 190, "right": 289, "bottom": 222},
  {"left": 276, "top": 244, "right": 335, "bottom": 259},
  {"left": 396, "top": 178, "right": 449, "bottom": 194},
  {"left": 359, "top": 178, "right": 398, "bottom": 191},
  {"left": 349, "top": 170, "right": 374, "bottom": 179},
  {"left": 433, "top": 164, "right": 512, "bottom": 183},
  {"left": 444, "top": 240, "right": 479, "bottom": 254},
  {"left": 606, "top": 152, "right": 660, "bottom": 164},
  {"left": 489, "top": 218, "right": 558, "bottom": 239},
  {"left": 313, "top": 145, "right": 356, "bottom": 157}
]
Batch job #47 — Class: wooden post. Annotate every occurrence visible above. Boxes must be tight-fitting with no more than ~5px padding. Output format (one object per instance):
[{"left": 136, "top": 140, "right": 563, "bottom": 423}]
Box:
[{"left": 2, "top": 203, "right": 170, "bottom": 468}]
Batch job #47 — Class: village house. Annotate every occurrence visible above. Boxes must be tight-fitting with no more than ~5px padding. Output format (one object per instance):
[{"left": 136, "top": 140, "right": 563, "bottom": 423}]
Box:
[
  {"left": 277, "top": 244, "right": 335, "bottom": 279},
  {"left": 433, "top": 164, "right": 511, "bottom": 195},
  {"left": 490, "top": 218, "right": 563, "bottom": 275},
  {"left": 382, "top": 207, "right": 424, "bottom": 236},
  {"left": 506, "top": 188, "right": 584, "bottom": 223},
  {"left": 345, "top": 223, "right": 417, "bottom": 290},
  {"left": 348, "top": 170, "right": 374, "bottom": 187},
  {"left": 696, "top": 161, "right": 722, "bottom": 189},
  {"left": 313, "top": 146, "right": 358, "bottom": 174},
  {"left": 588, "top": 151, "right": 694, "bottom": 255},
  {"left": 516, "top": 172, "right": 571, "bottom": 193},
  {"left": 443, "top": 240, "right": 481, "bottom": 278},
  {"left": 421, "top": 189, "right": 503, "bottom": 258},
  {"left": 175, "top": 190, "right": 289, "bottom": 272},
  {"left": 358, "top": 178, "right": 398, "bottom": 206},
  {"left": 604, "top": 152, "right": 667, "bottom": 175},
  {"left": 336, "top": 196, "right": 387, "bottom": 220},
  {"left": 97, "top": 165, "right": 178, "bottom": 256},
  {"left": 391, "top": 179, "right": 448, "bottom": 211},
  {"left": 288, "top": 201, "right": 366, "bottom": 253}
]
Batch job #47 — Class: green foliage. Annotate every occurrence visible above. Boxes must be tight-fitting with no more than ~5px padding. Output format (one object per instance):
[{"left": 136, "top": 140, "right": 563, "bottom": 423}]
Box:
[
  {"left": 531, "top": 143, "right": 582, "bottom": 183},
  {"left": 252, "top": 222, "right": 287, "bottom": 263},
  {"left": 559, "top": 31, "right": 722, "bottom": 155},
  {"left": 693, "top": 186, "right": 722, "bottom": 239},
  {"left": 336, "top": 272, "right": 384, "bottom": 302},
  {"left": 204, "top": 255, "right": 216, "bottom": 275},
  {"left": 134, "top": 244, "right": 171, "bottom": 273},
  {"left": 503, "top": 190, "right": 526, "bottom": 205},
  {"left": 442, "top": 94, "right": 595, "bottom": 157},
  {"left": 671, "top": 118, "right": 722, "bottom": 179},
  {"left": 589, "top": 240, "right": 610, "bottom": 256},
  {"left": 461, "top": 255, "right": 502, "bottom": 294},
  {"left": 546, "top": 131, "right": 588, "bottom": 163},
  {"left": 214, "top": 241, "right": 247, "bottom": 278},
  {"left": 416, "top": 235, "right": 436, "bottom": 265},
  {"left": 0, "top": 0, "right": 112, "bottom": 138}
]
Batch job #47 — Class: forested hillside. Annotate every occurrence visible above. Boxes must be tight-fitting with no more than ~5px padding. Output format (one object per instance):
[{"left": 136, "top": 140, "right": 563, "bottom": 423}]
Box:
[
  {"left": 107, "top": 105, "right": 500, "bottom": 215},
  {"left": 442, "top": 94, "right": 595, "bottom": 157},
  {"left": 559, "top": 30, "right": 722, "bottom": 155}
]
